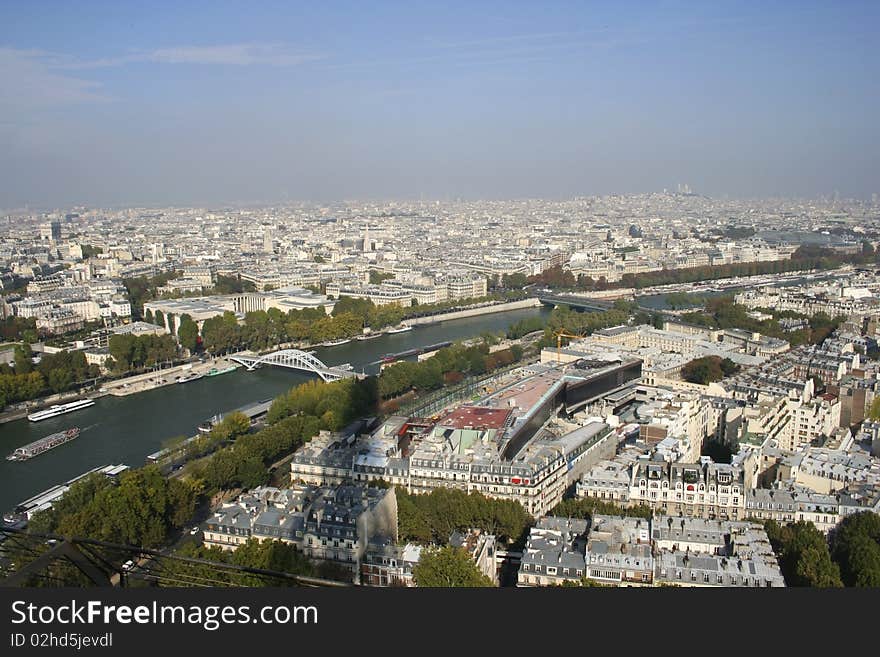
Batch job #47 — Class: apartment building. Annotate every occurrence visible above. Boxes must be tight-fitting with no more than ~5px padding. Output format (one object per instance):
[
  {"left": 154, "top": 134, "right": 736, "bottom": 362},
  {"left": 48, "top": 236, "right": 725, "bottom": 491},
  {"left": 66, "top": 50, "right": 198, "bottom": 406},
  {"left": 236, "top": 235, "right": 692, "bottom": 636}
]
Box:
[
  {"left": 518, "top": 515, "right": 784, "bottom": 587},
  {"left": 652, "top": 517, "right": 785, "bottom": 588},
  {"left": 325, "top": 283, "right": 412, "bottom": 307},
  {"left": 360, "top": 541, "right": 423, "bottom": 587},
  {"left": 626, "top": 458, "right": 747, "bottom": 520},
  {"left": 735, "top": 287, "right": 875, "bottom": 317},
  {"left": 203, "top": 483, "right": 398, "bottom": 579},
  {"left": 517, "top": 517, "right": 590, "bottom": 587},
  {"left": 445, "top": 276, "right": 488, "bottom": 300}
]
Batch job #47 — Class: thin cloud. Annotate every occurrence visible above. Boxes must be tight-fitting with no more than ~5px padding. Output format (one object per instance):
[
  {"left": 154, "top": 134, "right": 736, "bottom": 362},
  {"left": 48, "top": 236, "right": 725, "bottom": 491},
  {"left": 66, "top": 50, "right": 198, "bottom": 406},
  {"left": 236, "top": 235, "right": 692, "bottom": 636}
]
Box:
[
  {"left": 0, "top": 48, "right": 110, "bottom": 111},
  {"left": 56, "top": 43, "right": 325, "bottom": 69}
]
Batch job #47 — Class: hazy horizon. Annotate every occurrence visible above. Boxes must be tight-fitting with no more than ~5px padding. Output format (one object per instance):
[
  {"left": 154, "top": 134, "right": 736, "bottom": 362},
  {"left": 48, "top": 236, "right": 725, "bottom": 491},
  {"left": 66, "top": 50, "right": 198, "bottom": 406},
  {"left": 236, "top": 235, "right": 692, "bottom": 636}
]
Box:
[
  {"left": 2, "top": 1, "right": 878, "bottom": 208},
  {"left": 5, "top": 190, "right": 880, "bottom": 216}
]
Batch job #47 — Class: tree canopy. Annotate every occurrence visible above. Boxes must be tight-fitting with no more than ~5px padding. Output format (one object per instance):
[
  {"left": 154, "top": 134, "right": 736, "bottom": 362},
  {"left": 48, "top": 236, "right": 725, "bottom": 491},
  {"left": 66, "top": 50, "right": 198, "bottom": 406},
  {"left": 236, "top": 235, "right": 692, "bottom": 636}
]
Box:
[
  {"left": 396, "top": 488, "right": 531, "bottom": 546},
  {"left": 413, "top": 546, "right": 494, "bottom": 587},
  {"left": 764, "top": 520, "right": 843, "bottom": 587},
  {"left": 177, "top": 314, "right": 199, "bottom": 352},
  {"left": 681, "top": 356, "right": 739, "bottom": 385},
  {"left": 830, "top": 512, "right": 880, "bottom": 587}
]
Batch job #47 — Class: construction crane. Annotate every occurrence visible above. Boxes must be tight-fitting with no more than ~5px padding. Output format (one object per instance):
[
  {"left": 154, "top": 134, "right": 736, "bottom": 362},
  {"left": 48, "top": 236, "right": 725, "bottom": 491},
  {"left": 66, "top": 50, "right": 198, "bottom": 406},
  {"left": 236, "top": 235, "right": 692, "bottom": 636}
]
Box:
[{"left": 554, "top": 329, "right": 584, "bottom": 364}]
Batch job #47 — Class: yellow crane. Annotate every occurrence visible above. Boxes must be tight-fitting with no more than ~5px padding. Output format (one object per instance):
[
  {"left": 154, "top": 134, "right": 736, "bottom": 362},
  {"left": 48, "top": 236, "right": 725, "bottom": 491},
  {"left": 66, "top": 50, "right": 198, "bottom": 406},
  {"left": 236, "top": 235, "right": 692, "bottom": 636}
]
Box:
[{"left": 554, "top": 329, "right": 584, "bottom": 363}]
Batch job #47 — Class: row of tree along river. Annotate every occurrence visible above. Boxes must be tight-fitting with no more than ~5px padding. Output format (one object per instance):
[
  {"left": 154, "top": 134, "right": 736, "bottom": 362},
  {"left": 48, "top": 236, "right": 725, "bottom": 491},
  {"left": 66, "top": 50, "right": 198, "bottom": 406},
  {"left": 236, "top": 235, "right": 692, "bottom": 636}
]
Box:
[{"left": 0, "top": 306, "right": 549, "bottom": 513}]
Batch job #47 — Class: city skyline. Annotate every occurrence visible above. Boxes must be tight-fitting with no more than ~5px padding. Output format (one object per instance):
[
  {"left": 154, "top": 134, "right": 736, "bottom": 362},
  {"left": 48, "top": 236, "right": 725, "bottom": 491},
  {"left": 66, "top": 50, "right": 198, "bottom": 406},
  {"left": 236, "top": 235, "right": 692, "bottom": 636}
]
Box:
[{"left": 2, "top": 1, "right": 879, "bottom": 208}]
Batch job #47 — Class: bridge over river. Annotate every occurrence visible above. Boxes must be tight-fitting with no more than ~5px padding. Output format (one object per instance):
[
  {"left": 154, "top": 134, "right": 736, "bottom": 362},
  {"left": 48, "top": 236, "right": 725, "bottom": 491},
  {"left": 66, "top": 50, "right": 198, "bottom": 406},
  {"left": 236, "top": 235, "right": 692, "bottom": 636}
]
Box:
[
  {"left": 229, "top": 349, "right": 360, "bottom": 382},
  {"left": 537, "top": 295, "right": 615, "bottom": 312}
]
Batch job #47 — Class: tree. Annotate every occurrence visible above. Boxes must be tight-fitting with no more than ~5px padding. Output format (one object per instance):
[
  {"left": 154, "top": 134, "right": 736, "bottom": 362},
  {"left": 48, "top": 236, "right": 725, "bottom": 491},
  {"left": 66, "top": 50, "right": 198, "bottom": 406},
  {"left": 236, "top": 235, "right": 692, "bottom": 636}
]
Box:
[
  {"left": 369, "top": 270, "right": 394, "bottom": 285},
  {"left": 213, "top": 274, "right": 255, "bottom": 294},
  {"left": 501, "top": 273, "right": 529, "bottom": 289},
  {"left": 123, "top": 271, "right": 181, "bottom": 320},
  {"left": 681, "top": 356, "right": 727, "bottom": 385},
  {"left": 229, "top": 538, "right": 314, "bottom": 579},
  {"left": 201, "top": 311, "right": 241, "bottom": 354},
  {"left": 44, "top": 465, "right": 197, "bottom": 548},
  {"left": 412, "top": 546, "right": 494, "bottom": 587},
  {"left": 764, "top": 520, "right": 843, "bottom": 587},
  {"left": 550, "top": 497, "right": 652, "bottom": 521},
  {"left": 830, "top": 511, "right": 880, "bottom": 586},
  {"left": 396, "top": 488, "right": 531, "bottom": 546},
  {"left": 212, "top": 411, "right": 251, "bottom": 440},
  {"left": 47, "top": 368, "right": 73, "bottom": 393},
  {"left": 869, "top": 397, "right": 880, "bottom": 421},
  {"left": 177, "top": 314, "right": 199, "bottom": 353},
  {"left": 13, "top": 343, "right": 33, "bottom": 375}
]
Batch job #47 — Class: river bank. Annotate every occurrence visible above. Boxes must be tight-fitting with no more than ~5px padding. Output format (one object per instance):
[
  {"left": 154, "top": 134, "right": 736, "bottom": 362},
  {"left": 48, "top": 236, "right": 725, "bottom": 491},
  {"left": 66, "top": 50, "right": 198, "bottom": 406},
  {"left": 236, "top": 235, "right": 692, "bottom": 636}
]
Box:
[
  {"left": 0, "top": 304, "right": 550, "bottom": 512},
  {"left": 100, "top": 358, "right": 241, "bottom": 397},
  {"left": 0, "top": 300, "right": 540, "bottom": 423}
]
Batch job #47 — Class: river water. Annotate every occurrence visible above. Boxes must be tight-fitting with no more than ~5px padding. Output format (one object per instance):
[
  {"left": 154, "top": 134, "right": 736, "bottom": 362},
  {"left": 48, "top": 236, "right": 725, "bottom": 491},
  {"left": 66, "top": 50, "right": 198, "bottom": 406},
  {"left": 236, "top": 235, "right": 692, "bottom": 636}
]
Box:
[{"left": 0, "top": 306, "right": 549, "bottom": 512}]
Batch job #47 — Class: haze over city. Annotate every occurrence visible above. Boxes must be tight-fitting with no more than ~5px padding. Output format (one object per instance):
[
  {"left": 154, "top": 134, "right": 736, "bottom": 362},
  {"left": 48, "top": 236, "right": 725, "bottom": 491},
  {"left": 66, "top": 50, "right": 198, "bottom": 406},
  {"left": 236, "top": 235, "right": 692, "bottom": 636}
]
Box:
[
  {"left": 1, "top": 0, "right": 878, "bottom": 208},
  {"left": 7, "top": 0, "right": 880, "bottom": 612}
]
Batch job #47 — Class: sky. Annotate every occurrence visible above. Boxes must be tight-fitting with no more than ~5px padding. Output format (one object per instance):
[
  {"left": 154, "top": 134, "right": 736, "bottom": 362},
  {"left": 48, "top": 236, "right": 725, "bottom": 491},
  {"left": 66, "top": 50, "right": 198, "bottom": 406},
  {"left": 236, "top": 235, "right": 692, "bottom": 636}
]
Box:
[{"left": 1, "top": 0, "right": 878, "bottom": 208}]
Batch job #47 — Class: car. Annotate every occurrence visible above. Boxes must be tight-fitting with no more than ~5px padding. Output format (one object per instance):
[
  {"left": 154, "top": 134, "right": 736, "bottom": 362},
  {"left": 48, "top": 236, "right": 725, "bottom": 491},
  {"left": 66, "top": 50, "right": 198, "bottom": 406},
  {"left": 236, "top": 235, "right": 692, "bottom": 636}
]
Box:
[
  {"left": 122, "top": 559, "right": 134, "bottom": 571},
  {"left": 189, "top": 526, "right": 200, "bottom": 535}
]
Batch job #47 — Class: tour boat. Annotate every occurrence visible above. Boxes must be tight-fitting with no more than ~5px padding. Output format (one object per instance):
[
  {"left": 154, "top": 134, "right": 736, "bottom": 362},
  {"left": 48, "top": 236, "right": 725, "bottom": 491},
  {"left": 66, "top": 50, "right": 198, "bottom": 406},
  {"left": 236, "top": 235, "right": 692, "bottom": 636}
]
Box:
[
  {"left": 205, "top": 365, "right": 238, "bottom": 377},
  {"left": 7, "top": 428, "right": 80, "bottom": 461},
  {"left": 27, "top": 399, "right": 95, "bottom": 422}
]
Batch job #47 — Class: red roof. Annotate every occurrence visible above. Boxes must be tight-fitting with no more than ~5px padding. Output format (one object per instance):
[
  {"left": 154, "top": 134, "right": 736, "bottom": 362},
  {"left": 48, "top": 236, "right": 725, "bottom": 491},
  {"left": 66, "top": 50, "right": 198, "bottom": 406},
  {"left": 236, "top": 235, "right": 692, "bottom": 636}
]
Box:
[{"left": 438, "top": 406, "right": 512, "bottom": 431}]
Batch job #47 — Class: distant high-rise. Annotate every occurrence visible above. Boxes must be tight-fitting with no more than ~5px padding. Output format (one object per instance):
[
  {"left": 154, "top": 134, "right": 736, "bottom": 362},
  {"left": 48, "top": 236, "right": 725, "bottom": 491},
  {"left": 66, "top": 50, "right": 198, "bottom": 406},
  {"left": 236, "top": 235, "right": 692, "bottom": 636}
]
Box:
[
  {"left": 40, "top": 220, "right": 61, "bottom": 242},
  {"left": 362, "top": 223, "right": 371, "bottom": 252},
  {"left": 151, "top": 242, "right": 165, "bottom": 264},
  {"left": 263, "top": 226, "right": 274, "bottom": 254}
]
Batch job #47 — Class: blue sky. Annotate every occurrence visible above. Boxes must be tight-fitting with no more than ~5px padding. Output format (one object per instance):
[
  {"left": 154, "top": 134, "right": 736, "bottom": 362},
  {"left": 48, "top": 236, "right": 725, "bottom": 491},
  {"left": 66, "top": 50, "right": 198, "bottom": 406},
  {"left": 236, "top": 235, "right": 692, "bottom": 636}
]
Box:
[{"left": 1, "top": 1, "right": 878, "bottom": 207}]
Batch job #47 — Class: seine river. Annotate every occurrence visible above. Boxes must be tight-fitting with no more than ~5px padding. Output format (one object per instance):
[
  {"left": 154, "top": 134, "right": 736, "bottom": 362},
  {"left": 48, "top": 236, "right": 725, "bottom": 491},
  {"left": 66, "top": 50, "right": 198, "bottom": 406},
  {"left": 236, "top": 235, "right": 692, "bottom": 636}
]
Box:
[{"left": 0, "top": 306, "right": 549, "bottom": 512}]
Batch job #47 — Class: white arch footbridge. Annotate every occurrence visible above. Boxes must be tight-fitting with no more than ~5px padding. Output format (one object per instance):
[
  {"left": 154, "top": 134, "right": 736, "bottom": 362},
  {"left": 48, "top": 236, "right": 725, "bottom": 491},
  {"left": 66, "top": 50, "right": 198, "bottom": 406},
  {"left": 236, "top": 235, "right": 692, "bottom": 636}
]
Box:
[{"left": 229, "top": 350, "right": 358, "bottom": 382}]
